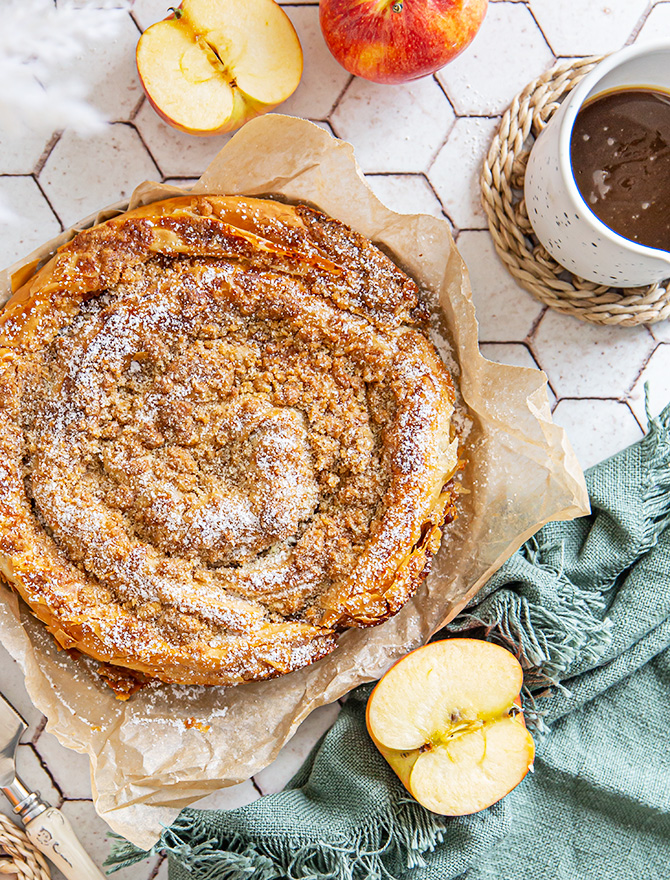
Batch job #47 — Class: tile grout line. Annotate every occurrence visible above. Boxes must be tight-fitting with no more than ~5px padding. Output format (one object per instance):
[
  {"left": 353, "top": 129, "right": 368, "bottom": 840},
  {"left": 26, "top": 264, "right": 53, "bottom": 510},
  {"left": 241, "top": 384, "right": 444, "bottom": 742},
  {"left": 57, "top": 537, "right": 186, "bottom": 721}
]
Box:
[
  {"left": 432, "top": 75, "right": 458, "bottom": 118},
  {"left": 128, "top": 7, "right": 143, "bottom": 35},
  {"left": 147, "top": 853, "right": 167, "bottom": 879},
  {"left": 527, "top": 305, "right": 549, "bottom": 341},
  {"left": 551, "top": 394, "right": 649, "bottom": 404},
  {"left": 424, "top": 113, "right": 460, "bottom": 177},
  {"left": 362, "top": 169, "right": 456, "bottom": 226},
  {"left": 33, "top": 132, "right": 62, "bottom": 178},
  {"left": 25, "top": 741, "right": 64, "bottom": 805},
  {"left": 418, "top": 171, "right": 454, "bottom": 224},
  {"left": 625, "top": 2, "right": 656, "bottom": 44},
  {"left": 129, "top": 94, "right": 147, "bottom": 124},
  {"left": 626, "top": 339, "right": 660, "bottom": 397},
  {"left": 525, "top": 4, "right": 560, "bottom": 57},
  {"left": 32, "top": 174, "right": 65, "bottom": 232},
  {"left": 30, "top": 714, "right": 47, "bottom": 746},
  {"left": 624, "top": 398, "right": 648, "bottom": 433},
  {"left": 2, "top": 0, "right": 667, "bottom": 854},
  {"left": 126, "top": 121, "right": 165, "bottom": 179},
  {"left": 325, "top": 74, "right": 354, "bottom": 124}
]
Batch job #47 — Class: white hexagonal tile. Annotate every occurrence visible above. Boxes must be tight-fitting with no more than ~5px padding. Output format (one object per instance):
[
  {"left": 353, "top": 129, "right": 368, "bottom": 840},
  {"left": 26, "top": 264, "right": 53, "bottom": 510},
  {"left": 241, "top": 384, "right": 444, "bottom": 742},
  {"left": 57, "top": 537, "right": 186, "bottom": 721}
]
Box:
[
  {"left": 162, "top": 179, "right": 198, "bottom": 190},
  {"left": 628, "top": 343, "right": 670, "bottom": 424},
  {"left": 0, "top": 643, "right": 46, "bottom": 741},
  {"left": 49, "top": 12, "right": 142, "bottom": 123},
  {"left": 0, "top": 177, "right": 61, "bottom": 268},
  {"left": 365, "top": 174, "right": 447, "bottom": 220},
  {"left": 254, "top": 702, "right": 340, "bottom": 795},
  {"left": 15, "top": 744, "right": 60, "bottom": 805},
  {"left": 634, "top": 3, "right": 670, "bottom": 46},
  {"left": 457, "top": 231, "right": 544, "bottom": 340},
  {"left": 279, "top": 5, "right": 351, "bottom": 120},
  {"left": 2, "top": 3, "right": 667, "bottom": 865},
  {"left": 437, "top": 3, "right": 554, "bottom": 116},
  {"left": 429, "top": 116, "right": 499, "bottom": 229},
  {"left": 131, "top": 0, "right": 170, "bottom": 31},
  {"left": 60, "top": 800, "right": 160, "bottom": 880},
  {"left": 134, "top": 101, "right": 231, "bottom": 179},
  {"left": 648, "top": 318, "right": 670, "bottom": 344},
  {"left": 34, "top": 731, "right": 92, "bottom": 800},
  {"left": 529, "top": 0, "right": 649, "bottom": 55},
  {"left": 0, "top": 130, "right": 55, "bottom": 175},
  {"left": 552, "top": 399, "right": 644, "bottom": 470},
  {"left": 331, "top": 77, "right": 455, "bottom": 174},
  {"left": 531, "top": 308, "right": 654, "bottom": 398},
  {"left": 40, "top": 124, "right": 160, "bottom": 227},
  {"left": 192, "top": 779, "right": 260, "bottom": 811},
  {"left": 0, "top": 745, "right": 61, "bottom": 819},
  {"left": 480, "top": 342, "right": 555, "bottom": 406},
  {"left": 479, "top": 342, "right": 538, "bottom": 370}
]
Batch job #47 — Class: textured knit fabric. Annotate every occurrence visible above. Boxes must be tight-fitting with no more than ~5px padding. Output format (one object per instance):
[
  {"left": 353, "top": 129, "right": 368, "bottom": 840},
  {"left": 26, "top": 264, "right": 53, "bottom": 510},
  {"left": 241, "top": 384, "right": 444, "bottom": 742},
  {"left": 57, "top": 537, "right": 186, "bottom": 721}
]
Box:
[{"left": 107, "top": 403, "right": 670, "bottom": 880}]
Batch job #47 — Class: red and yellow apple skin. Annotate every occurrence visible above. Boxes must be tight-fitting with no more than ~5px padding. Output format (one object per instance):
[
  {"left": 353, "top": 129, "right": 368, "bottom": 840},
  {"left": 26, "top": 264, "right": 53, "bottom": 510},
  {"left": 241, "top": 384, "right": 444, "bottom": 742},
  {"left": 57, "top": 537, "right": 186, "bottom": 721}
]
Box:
[
  {"left": 320, "top": 0, "right": 488, "bottom": 85},
  {"left": 366, "top": 639, "right": 535, "bottom": 816},
  {"left": 136, "top": 0, "right": 303, "bottom": 137}
]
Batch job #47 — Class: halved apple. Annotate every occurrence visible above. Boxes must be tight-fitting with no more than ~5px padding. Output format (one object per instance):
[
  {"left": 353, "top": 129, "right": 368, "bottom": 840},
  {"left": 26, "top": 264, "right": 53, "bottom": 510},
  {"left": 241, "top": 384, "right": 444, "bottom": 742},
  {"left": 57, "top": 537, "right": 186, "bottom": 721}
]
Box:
[
  {"left": 366, "top": 639, "right": 535, "bottom": 815},
  {"left": 136, "top": 0, "right": 303, "bottom": 136}
]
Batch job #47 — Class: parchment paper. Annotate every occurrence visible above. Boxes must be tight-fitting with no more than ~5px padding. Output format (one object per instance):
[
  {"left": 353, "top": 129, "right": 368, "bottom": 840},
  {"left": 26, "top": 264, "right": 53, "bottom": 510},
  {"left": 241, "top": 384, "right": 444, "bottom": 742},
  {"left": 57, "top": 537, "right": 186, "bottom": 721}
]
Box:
[{"left": 0, "top": 116, "right": 588, "bottom": 849}]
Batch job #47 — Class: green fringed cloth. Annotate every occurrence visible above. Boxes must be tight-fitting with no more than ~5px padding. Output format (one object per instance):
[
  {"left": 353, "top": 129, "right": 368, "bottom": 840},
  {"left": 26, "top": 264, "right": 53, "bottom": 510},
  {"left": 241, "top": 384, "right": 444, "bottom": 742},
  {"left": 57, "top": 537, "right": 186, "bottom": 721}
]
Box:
[{"left": 108, "top": 403, "right": 670, "bottom": 880}]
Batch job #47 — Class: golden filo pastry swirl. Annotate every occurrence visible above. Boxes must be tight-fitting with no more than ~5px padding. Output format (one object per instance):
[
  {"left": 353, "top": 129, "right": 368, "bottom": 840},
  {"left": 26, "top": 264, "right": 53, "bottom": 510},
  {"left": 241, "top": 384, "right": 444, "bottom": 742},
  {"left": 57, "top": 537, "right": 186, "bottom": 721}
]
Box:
[{"left": 0, "top": 196, "right": 460, "bottom": 689}]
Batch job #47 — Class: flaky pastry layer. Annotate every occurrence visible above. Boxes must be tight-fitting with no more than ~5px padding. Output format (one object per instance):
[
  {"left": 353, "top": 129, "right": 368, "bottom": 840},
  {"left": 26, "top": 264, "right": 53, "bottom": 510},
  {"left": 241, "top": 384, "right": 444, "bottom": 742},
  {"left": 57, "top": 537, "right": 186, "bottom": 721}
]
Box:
[{"left": 0, "top": 196, "right": 459, "bottom": 689}]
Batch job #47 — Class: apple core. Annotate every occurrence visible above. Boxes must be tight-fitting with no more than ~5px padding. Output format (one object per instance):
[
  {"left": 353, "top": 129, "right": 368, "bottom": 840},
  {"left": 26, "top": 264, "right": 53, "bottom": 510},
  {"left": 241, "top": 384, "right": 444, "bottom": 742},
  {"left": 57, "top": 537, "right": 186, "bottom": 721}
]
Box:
[{"left": 366, "top": 639, "right": 535, "bottom": 815}]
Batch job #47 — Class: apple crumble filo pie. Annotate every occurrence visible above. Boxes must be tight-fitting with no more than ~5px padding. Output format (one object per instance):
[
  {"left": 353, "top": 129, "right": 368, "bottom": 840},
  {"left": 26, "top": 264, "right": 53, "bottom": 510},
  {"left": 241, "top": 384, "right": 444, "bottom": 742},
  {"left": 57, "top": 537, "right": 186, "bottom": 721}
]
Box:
[{"left": 0, "top": 196, "right": 460, "bottom": 691}]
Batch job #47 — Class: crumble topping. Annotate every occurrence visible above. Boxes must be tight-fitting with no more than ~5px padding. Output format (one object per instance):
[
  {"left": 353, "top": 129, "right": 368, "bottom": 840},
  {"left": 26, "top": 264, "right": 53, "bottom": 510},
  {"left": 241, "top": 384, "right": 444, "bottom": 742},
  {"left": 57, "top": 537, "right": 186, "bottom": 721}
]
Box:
[{"left": 0, "top": 196, "right": 459, "bottom": 688}]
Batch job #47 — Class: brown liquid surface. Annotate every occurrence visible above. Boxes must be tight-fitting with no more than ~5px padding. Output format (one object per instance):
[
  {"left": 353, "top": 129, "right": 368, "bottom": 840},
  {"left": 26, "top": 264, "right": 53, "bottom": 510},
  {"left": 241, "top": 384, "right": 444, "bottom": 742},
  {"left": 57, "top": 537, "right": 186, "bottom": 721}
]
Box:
[{"left": 570, "top": 87, "right": 670, "bottom": 251}]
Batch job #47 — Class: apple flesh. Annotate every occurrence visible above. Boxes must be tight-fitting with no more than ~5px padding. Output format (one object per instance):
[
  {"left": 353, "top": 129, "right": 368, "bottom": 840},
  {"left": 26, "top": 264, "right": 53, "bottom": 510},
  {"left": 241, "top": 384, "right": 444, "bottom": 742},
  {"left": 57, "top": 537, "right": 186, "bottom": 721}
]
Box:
[
  {"left": 366, "top": 639, "right": 534, "bottom": 815},
  {"left": 136, "top": 0, "right": 303, "bottom": 136},
  {"left": 320, "top": 0, "right": 488, "bottom": 85}
]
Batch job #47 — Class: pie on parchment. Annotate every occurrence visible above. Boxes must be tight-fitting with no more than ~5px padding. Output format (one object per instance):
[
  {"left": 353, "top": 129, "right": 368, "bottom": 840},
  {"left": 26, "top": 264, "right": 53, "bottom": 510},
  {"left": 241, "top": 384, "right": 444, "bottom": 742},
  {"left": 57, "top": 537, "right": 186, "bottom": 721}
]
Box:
[{"left": 0, "top": 196, "right": 460, "bottom": 694}]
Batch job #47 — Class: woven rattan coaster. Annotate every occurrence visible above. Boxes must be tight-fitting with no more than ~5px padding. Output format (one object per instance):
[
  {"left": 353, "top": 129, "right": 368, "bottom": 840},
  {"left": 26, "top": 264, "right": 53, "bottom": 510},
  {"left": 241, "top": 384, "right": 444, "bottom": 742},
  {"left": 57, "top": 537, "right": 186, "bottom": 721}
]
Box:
[
  {"left": 0, "top": 815, "right": 50, "bottom": 880},
  {"left": 481, "top": 56, "right": 670, "bottom": 327}
]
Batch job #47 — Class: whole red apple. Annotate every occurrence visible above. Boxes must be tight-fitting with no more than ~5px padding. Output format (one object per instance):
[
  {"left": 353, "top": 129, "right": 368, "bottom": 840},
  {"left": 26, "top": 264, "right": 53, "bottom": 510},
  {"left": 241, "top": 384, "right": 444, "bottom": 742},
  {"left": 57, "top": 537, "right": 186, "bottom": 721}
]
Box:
[{"left": 320, "top": 0, "right": 488, "bottom": 84}]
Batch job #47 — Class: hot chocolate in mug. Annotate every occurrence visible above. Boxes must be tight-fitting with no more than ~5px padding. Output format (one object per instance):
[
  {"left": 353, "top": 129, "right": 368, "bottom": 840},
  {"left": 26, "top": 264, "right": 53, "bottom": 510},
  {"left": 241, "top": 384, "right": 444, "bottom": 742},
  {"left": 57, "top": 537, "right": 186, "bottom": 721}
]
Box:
[{"left": 525, "top": 43, "right": 670, "bottom": 287}]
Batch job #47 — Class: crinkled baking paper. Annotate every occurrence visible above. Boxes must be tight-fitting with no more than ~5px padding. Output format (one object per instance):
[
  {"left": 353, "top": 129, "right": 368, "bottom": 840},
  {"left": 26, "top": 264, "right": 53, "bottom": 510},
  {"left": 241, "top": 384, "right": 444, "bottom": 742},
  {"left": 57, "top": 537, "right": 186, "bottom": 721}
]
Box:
[{"left": 0, "top": 116, "right": 588, "bottom": 848}]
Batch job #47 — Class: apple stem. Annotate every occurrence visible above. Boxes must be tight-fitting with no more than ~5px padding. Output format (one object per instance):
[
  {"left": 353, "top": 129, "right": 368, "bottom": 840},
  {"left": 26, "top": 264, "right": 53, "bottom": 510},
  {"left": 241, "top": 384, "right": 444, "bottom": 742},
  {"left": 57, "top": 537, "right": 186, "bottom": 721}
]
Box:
[
  {"left": 392, "top": 2, "right": 404, "bottom": 11},
  {"left": 168, "top": 6, "right": 183, "bottom": 19}
]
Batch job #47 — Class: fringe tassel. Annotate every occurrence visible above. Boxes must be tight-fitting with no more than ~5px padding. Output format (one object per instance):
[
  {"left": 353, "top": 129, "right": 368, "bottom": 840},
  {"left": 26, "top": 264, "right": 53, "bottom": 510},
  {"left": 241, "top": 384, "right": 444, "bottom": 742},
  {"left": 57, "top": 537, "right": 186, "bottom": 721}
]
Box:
[
  {"left": 104, "top": 833, "right": 161, "bottom": 873},
  {"left": 447, "top": 560, "right": 613, "bottom": 693},
  {"left": 105, "top": 797, "right": 456, "bottom": 879},
  {"left": 448, "top": 397, "right": 670, "bottom": 730},
  {"left": 105, "top": 394, "right": 670, "bottom": 876},
  {"left": 640, "top": 397, "right": 670, "bottom": 551},
  {"left": 445, "top": 529, "right": 614, "bottom": 733}
]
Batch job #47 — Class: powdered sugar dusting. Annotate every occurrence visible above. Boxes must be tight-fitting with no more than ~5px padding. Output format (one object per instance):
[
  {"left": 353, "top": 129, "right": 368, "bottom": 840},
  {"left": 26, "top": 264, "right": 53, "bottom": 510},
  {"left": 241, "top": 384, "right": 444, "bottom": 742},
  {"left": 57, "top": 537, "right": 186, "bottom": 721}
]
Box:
[{"left": 2, "top": 196, "right": 461, "bottom": 686}]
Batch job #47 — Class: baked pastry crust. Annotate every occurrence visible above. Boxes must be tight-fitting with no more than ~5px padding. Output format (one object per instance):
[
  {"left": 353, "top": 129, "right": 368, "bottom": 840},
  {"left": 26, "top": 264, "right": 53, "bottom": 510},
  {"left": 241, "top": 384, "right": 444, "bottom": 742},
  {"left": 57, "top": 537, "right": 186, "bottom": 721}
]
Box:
[{"left": 0, "top": 196, "right": 459, "bottom": 688}]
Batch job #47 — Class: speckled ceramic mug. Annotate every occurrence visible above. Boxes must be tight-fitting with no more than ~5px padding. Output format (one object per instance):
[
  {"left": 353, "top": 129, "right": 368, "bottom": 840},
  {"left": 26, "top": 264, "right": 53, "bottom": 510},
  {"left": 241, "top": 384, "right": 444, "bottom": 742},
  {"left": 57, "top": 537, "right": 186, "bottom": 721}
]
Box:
[{"left": 525, "top": 42, "right": 670, "bottom": 287}]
